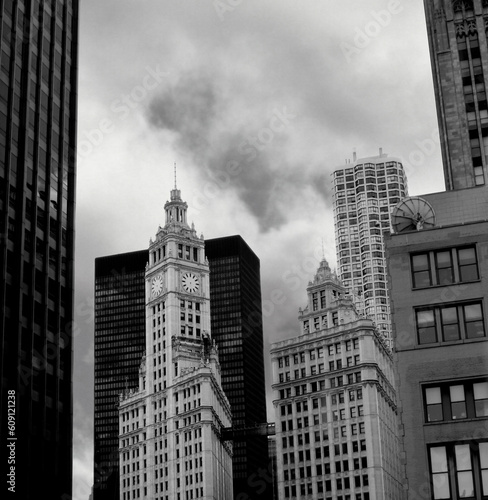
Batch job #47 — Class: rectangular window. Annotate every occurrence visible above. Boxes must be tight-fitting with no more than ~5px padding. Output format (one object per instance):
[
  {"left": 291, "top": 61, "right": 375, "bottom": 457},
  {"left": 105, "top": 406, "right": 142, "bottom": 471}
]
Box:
[
  {"left": 425, "top": 387, "right": 443, "bottom": 422},
  {"left": 455, "top": 445, "right": 474, "bottom": 497},
  {"left": 435, "top": 250, "right": 454, "bottom": 285},
  {"left": 474, "top": 382, "right": 488, "bottom": 417},
  {"left": 450, "top": 385, "right": 467, "bottom": 420},
  {"left": 464, "top": 303, "right": 484, "bottom": 338},
  {"left": 417, "top": 309, "right": 437, "bottom": 344},
  {"left": 412, "top": 253, "right": 431, "bottom": 288},
  {"left": 416, "top": 301, "right": 485, "bottom": 345},
  {"left": 458, "top": 247, "right": 479, "bottom": 282},
  {"left": 440, "top": 306, "right": 460, "bottom": 341},
  {"left": 430, "top": 446, "right": 450, "bottom": 499},
  {"left": 312, "top": 292, "right": 318, "bottom": 311},
  {"left": 320, "top": 290, "right": 326, "bottom": 309}
]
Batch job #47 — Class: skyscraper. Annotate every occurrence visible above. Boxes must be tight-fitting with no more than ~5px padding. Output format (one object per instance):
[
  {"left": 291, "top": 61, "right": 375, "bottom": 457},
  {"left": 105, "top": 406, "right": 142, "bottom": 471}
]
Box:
[
  {"left": 205, "top": 235, "right": 271, "bottom": 500},
  {"left": 271, "top": 259, "right": 402, "bottom": 500},
  {"left": 332, "top": 151, "right": 408, "bottom": 346},
  {"left": 93, "top": 250, "right": 148, "bottom": 500},
  {"left": 0, "top": 1, "right": 79, "bottom": 498},
  {"left": 118, "top": 186, "right": 233, "bottom": 500},
  {"left": 424, "top": 0, "right": 488, "bottom": 189}
]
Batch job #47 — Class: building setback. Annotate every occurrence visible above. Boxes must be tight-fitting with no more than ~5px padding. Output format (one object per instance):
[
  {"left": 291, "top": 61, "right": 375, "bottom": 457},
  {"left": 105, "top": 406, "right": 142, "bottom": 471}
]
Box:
[
  {"left": 332, "top": 152, "right": 408, "bottom": 347},
  {"left": 386, "top": 187, "right": 488, "bottom": 498},
  {"left": 93, "top": 250, "right": 148, "bottom": 500},
  {"left": 118, "top": 187, "right": 233, "bottom": 500},
  {"left": 0, "top": 1, "right": 79, "bottom": 498},
  {"left": 205, "top": 235, "right": 272, "bottom": 500},
  {"left": 271, "top": 259, "right": 403, "bottom": 500},
  {"left": 424, "top": 0, "right": 488, "bottom": 189}
]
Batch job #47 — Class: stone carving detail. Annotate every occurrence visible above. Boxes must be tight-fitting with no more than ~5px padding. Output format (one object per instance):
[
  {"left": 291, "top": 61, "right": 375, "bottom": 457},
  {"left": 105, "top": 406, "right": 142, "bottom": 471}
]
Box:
[{"left": 453, "top": 0, "right": 474, "bottom": 13}]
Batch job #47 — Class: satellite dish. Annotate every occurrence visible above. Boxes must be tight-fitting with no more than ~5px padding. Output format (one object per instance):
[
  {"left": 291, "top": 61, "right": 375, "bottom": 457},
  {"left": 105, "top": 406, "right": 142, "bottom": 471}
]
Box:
[{"left": 391, "top": 196, "right": 436, "bottom": 233}]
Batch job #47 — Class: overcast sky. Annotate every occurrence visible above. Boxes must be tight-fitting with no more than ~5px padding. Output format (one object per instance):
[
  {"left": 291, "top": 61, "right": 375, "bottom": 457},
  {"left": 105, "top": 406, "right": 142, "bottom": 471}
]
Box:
[{"left": 73, "top": 1, "right": 445, "bottom": 498}]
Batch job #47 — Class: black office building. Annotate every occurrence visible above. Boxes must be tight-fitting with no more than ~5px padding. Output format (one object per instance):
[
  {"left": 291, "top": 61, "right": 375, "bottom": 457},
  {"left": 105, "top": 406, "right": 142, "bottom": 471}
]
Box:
[
  {"left": 0, "top": 1, "right": 79, "bottom": 498},
  {"left": 205, "top": 235, "right": 271, "bottom": 500},
  {"left": 93, "top": 250, "right": 148, "bottom": 500}
]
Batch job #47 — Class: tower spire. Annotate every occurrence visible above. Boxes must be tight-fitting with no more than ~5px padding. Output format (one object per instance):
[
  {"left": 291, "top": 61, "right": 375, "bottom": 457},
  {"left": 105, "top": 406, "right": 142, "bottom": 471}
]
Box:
[{"left": 174, "top": 162, "right": 177, "bottom": 190}]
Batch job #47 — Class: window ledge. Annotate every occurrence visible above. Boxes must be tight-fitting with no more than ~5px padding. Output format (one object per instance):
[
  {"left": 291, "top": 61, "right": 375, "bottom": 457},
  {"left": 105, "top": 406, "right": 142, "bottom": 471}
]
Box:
[
  {"left": 424, "top": 416, "right": 488, "bottom": 426},
  {"left": 416, "top": 336, "right": 487, "bottom": 349},
  {"left": 412, "top": 278, "right": 481, "bottom": 291}
]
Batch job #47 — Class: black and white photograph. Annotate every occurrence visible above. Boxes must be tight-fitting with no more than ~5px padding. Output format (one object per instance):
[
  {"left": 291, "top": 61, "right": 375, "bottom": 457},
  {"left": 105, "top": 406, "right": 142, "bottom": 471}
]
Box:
[{"left": 1, "top": 1, "right": 487, "bottom": 499}]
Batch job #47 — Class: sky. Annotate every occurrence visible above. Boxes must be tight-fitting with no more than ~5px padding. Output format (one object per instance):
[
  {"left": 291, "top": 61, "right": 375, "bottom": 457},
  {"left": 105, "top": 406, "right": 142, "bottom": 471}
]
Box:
[{"left": 73, "top": 1, "right": 446, "bottom": 498}]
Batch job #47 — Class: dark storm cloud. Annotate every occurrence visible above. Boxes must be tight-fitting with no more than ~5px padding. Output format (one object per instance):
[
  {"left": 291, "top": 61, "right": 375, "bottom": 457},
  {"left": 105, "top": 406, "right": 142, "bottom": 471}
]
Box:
[{"left": 144, "top": 66, "right": 333, "bottom": 231}]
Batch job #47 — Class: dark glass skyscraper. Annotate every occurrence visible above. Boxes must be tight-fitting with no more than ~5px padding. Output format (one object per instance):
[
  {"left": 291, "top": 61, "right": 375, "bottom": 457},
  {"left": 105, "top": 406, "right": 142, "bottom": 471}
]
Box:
[
  {"left": 93, "top": 250, "right": 148, "bottom": 500},
  {"left": 205, "top": 235, "right": 271, "bottom": 500},
  {"left": 0, "top": 1, "right": 79, "bottom": 499}
]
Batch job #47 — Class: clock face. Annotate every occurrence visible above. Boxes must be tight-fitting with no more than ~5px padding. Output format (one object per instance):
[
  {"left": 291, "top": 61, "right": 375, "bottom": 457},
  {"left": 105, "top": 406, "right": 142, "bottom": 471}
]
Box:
[
  {"left": 182, "top": 272, "right": 199, "bottom": 293},
  {"left": 151, "top": 275, "right": 164, "bottom": 296}
]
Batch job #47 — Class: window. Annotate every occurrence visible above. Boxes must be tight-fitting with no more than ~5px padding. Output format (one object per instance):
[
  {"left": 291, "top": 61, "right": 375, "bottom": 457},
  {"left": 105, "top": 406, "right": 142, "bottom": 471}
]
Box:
[
  {"left": 464, "top": 303, "right": 485, "bottom": 338},
  {"left": 429, "top": 442, "right": 488, "bottom": 499},
  {"left": 440, "top": 306, "right": 460, "bottom": 341},
  {"left": 412, "top": 253, "right": 431, "bottom": 288},
  {"left": 411, "top": 246, "right": 479, "bottom": 289},
  {"left": 423, "top": 379, "right": 488, "bottom": 422},
  {"left": 435, "top": 250, "right": 454, "bottom": 285},
  {"left": 458, "top": 247, "right": 479, "bottom": 281},
  {"left": 417, "top": 309, "right": 437, "bottom": 344},
  {"left": 416, "top": 301, "right": 485, "bottom": 345},
  {"left": 474, "top": 382, "right": 488, "bottom": 417},
  {"left": 425, "top": 387, "right": 443, "bottom": 422}
]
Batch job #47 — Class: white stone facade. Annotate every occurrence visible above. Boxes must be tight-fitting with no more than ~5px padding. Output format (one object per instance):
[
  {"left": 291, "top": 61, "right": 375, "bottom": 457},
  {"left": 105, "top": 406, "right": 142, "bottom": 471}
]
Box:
[
  {"left": 118, "top": 187, "right": 233, "bottom": 500},
  {"left": 271, "top": 260, "right": 403, "bottom": 500}
]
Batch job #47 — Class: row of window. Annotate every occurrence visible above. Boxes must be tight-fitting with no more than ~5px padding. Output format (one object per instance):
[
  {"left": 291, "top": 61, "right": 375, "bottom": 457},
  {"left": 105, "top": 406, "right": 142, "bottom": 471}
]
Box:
[
  {"left": 279, "top": 383, "right": 363, "bottom": 401},
  {"left": 283, "top": 475, "right": 370, "bottom": 499},
  {"left": 411, "top": 246, "right": 479, "bottom": 288},
  {"left": 416, "top": 301, "right": 485, "bottom": 344},
  {"left": 429, "top": 441, "right": 487, "bottom": 500},
  {"left": 277, "top": 340, "right": 360, "bottom": 368},
  {"left": 283, "top": 456, "right": 368, "bottom": 481},
  {"left": 424, "top": 379, "right": 488, "bottom": 422},
  {"left": 278, "top": 359, "right": 361, "bottom": 382}
]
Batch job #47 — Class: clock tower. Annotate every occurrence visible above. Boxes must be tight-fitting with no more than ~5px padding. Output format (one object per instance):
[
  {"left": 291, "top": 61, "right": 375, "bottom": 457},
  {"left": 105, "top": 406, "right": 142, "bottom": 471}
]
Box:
[{"left": 119, "top": 185, "right": 233, "bottom": 500}]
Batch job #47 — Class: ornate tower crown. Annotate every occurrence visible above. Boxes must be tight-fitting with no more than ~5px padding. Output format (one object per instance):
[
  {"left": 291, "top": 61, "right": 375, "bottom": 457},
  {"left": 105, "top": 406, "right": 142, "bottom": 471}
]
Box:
[
  {"left": 311, "top": 258, "right": 341, "bottom": 286},
  {"left": 164, "top": 187, "right": 189, "bottom": 228}
]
